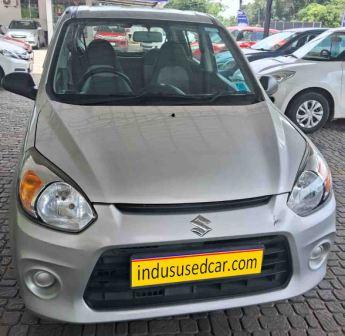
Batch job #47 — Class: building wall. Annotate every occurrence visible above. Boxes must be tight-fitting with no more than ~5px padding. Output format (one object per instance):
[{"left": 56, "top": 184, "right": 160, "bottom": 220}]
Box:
[
  {"left": 0, "top": 0, "right": 47, "bottom": 31},
  {"left": 0, "top": 0, "right": 22, "bottom": 27},
  {"left": 38, "top": 0, "right": 47, "bottom": 31}
]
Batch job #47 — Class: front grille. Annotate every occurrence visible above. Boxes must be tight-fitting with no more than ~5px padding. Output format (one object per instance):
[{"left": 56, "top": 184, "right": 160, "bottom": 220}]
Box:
[
  {"left": 115, "top": 195, "right": 272, "bottom": 214},
  {"left": 84, "top": 236, "right": 291, "bottom": 310}
]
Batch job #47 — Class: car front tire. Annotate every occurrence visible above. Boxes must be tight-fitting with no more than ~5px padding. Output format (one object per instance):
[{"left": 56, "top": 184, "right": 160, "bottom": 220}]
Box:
[{"left": 286, "top": 91, "right": 330, "bottom": 133}]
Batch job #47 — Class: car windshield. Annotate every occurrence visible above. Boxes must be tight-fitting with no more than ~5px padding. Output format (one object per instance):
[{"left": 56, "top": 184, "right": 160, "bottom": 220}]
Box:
[
  {"left": 9, "top": 20, "right": 36, "bottom": 30},
  {"left": 237, "top": 30, "right": 264, "bottom": 42},
  {"left": 51, "top": 19, "right": 260, "bottom": 106},
  {"left": 251, "top": 31, "right": 296, "bottom": 51}
]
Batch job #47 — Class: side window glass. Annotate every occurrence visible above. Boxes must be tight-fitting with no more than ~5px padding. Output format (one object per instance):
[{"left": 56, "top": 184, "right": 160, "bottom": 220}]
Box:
[
  {"left": 305, "top": 33, "right": 345, "bottom": 61},
  {"left": 306, "top": 34, "right": 317, "bottom": 43},
  {"left": 183, "top": 30, "right": 201, "bottom": 61},
  {"left": 206, "top": 28, "right": 249, "bottom": 93}
]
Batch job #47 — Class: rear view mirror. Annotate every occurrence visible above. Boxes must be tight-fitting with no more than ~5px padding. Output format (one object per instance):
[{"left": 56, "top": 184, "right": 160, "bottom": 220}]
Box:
[
  {"left": 2, "top": 73, "right": 37, "bottom": 100},
  {"left": 133, "top": 31, "right": 163, "bottom": 43},
  {"left": 260, "top": 75, "right": 279, "bottom": 97}
]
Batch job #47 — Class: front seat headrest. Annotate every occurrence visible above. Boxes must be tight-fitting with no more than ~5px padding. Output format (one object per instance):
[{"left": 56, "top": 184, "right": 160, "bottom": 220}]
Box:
[
  {"left": 86, "top": 39, "right": 120, "bottom": 69},
  {"left": 155, "top": 41, "right": 190, "bottom": 67}
]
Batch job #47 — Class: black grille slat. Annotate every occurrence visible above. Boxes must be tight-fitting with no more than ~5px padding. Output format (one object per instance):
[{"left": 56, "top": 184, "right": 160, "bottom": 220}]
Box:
[
  {"left": 115, "top": 196, "right": 272, "bottom": 214},
  {"left": 84, "top": 235, "right": 291, "bottom": 310}
]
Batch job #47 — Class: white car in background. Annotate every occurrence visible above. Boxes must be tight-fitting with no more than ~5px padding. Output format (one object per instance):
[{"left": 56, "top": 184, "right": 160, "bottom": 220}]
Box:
[
  {"left": 252, "top": 28, "right": 345, "bottom": 133},
  {"left": 0, "top": 38, "right": 33, "bottom": 83},
  {"left": 6, "top": 20, "right": 46, "bottom": 49}
]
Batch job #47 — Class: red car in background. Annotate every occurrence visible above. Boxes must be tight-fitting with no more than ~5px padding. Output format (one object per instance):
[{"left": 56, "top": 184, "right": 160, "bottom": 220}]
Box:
[
  {"left": 190, "top": 31, "right": 226, "bottom": 59},
  {"left": 94, "top": 25, "right": 128, "bottom": 49},
  {"left": 228, "top": 26, "right": 279, "bottom": 48}
]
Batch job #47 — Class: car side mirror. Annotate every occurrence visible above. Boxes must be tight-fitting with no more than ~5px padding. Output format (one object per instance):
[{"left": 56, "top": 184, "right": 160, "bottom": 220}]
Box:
[
  {"left": 259, "top": 75, "right": 279, "bottom": 96},
  {"left": 2, "top": 73, "right": 37, "bottom": 100},
  {"left": 320, "top": 49, "right": 331, "bottom": 59}
]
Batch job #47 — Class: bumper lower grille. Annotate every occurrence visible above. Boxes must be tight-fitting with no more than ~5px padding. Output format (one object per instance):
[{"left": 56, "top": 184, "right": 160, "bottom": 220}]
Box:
[{"left": 84, "top": 235, "right": 291, "bottom": 310}]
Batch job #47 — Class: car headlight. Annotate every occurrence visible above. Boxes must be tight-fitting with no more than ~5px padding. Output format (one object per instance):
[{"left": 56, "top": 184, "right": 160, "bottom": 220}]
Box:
[
  {"left": 271, "top": 70, "right": 295, "bottom": 83},
  {"left": 18, "top": 150, "right": 96, "bottom": 232},
  {"left": 0, "top": 49, "right": 19, "bottom": 59},
  {"left": 287, "top": 142, "right": 332, "bottom": 216}
]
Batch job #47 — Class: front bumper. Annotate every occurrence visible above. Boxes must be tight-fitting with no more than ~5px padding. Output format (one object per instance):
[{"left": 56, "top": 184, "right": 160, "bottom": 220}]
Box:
[
  {"left": 11, "top": 193, "right": 336, "bottom": 323},
  {"left": 2, "top": 55, "right": 33, "bottom": 76}
]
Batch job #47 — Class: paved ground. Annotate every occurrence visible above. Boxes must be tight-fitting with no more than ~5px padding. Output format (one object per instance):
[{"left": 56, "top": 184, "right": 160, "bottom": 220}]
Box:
[{"left": 1, "top": 83, "right": 345, "bottom": 336}]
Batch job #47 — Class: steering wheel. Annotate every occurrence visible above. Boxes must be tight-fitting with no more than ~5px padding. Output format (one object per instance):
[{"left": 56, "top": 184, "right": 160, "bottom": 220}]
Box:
[
  {"left": 78, "top": 67, "right": 134, "bottom": 92},
  {"left": 154, "top": 83, "right": 187, "bottom": 96}
]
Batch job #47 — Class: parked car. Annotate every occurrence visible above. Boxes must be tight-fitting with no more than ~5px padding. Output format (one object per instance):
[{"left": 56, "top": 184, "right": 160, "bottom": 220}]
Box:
[
  {"left": 2, "top": 6, "right": 335, "bottom": 323},
  {"left": 94, "top": 25, "right": 128, "bottom": 50},
  {"left": 6, "top": 20, "right": 46, "bottom": 49},
  {"left": 0, "top": 37, "right": 33, "bottom": 84},
  {"left": 252, "top": 28, "right": 345, "bottom": 133},
  {"left": 244, "top": 28, "right": 327, "bottom": 62},
  {"left": 228, "top": 26, "right": 279, "bottom": 48},
  {"left": 0, "top": 35, "right": 33, "bottom": 53}
]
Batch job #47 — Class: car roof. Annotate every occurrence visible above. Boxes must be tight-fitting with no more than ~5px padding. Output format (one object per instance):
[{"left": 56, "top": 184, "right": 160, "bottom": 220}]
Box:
[
  {"left": 325, "top": 27, "right": 345, "bottom": 33},
  {"left": 10, "top": 19, "right": 37, "bottom": 22},
  {"left": 73, "top": 5, "right": 214, "bottom": 24},
  {"left": 284, "top": 27, "right": 328, "bottom": 33}
]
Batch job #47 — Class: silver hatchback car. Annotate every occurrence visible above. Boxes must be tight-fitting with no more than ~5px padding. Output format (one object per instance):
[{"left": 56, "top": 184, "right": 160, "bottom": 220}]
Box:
[{"left": 3, "top": 6, "right": 336, "bottom": 323}]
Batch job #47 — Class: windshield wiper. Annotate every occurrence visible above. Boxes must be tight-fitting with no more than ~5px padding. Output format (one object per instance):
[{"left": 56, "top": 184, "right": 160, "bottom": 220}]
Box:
[
  {"left": 58, "top": 91, "right": 257, "bottom": 106},
  {"left": 251, "top": 47, "right": 269, "bottom": 51},
  {"left": 65, "top": 92, "right": 210, "bottom": 106}
]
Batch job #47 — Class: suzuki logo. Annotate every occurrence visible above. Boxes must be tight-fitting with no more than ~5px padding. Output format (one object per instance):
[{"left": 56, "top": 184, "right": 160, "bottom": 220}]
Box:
[{"left": 191, "top": 215, "right": 212, "bottom": 237}]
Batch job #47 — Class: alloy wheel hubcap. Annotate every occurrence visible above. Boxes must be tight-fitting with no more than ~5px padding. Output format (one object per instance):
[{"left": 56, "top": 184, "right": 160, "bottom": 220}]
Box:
[{"left": 296, "top": 100, "right": 324, "bottom": 129}]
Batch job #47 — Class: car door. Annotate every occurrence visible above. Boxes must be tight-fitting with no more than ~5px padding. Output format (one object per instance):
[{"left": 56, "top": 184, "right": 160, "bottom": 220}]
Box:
[{"left": 303, "top": 32, "right": 345, "bottom": 117}]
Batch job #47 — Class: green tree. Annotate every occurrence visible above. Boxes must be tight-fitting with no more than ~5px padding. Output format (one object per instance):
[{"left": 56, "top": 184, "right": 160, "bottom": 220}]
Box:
[
  {"left": 297, "top": 0, "right": 345, "bottom": 27},
  {"left": 243, "top": 0, "right": 329, "bottom": 25},
  {"left": 221, "top": 16, "right": 237, "bottom": 27},
  {"left": 166, "top": 0, "right": 223, "bottom": 17},
  {"left": 243, "top": 0, "right": 266, "bottom": 25}
]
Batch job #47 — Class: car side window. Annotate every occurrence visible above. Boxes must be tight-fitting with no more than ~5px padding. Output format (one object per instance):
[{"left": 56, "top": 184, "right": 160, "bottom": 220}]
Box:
[
  {"left": 207, "top": 28, "right": 249, "bottom": 93},
  {"left": 183, "top": 30, "right": 201, "bottom": 61},
  {"left": 304, "top": 33, "right": 345, "bottom": 61}
]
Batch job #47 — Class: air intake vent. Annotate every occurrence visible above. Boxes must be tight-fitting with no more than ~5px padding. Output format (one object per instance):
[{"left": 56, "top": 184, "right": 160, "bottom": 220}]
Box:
[{"left": 84, "top": 235, "right": 291, "bottom": 310}]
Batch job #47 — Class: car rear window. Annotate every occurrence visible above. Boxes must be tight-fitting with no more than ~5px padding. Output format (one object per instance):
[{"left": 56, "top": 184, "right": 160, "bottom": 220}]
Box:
[{"left": 9, "top": 21, "right": 36, "bottom": 29}]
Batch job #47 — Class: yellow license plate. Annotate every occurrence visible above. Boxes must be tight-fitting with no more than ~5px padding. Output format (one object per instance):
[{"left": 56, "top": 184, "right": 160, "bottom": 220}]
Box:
[{"left": 131, "top": 247, "right": 264, "bottom": 288}]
